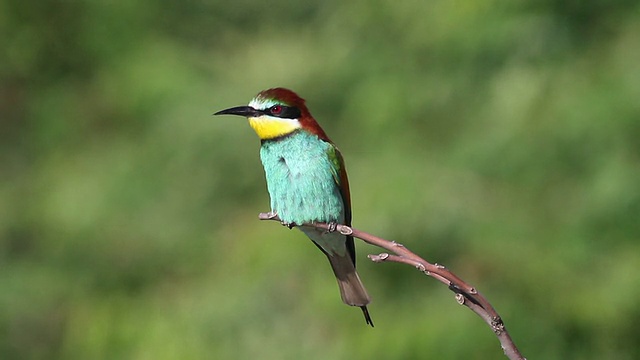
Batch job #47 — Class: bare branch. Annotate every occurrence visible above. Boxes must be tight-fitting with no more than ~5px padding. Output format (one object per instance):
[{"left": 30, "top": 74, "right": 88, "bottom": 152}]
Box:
[{"left": 258, "top": 212, "right": 526, "bottom": 360}]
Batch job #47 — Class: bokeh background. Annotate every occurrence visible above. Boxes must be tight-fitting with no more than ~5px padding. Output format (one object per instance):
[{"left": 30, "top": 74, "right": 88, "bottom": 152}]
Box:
[{"left": 2, "top": 0, "right": 639, "bottom": 359}]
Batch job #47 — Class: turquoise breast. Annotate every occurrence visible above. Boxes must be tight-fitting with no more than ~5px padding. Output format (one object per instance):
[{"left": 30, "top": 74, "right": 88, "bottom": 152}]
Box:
[{"left": 259, "top": 131, "right": 344, "bottom": 226}]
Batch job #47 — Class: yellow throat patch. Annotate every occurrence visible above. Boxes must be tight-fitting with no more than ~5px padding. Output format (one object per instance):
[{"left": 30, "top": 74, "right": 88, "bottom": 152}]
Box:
[{"left": 248, "top": 116, "right": 301, "bottom": 140}]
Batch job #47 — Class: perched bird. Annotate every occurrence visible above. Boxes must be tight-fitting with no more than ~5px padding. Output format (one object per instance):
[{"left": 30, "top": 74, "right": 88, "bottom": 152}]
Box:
[{"left": 215, "top": 88, "right": 373, "bottom": 326}]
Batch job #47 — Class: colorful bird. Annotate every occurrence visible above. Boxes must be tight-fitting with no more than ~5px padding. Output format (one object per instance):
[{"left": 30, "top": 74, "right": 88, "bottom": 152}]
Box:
[{"left": 215, "top": 88, "right": 373, "bottom": 326}]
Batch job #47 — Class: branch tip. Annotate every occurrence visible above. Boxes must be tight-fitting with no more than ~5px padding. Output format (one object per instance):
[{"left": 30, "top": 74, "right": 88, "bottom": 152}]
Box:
[
  {"left": 369, "top": 253, "right": 389, "bottom": 262},
  {"left": 367, "top": 253, "right": 390, "bottom": 263},
  {"left": 258, "top": 212, "right": 279, "bottom": 220}
]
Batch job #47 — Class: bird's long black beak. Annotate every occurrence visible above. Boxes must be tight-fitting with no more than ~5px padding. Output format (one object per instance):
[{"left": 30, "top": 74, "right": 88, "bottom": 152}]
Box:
[{"left": 214, "top": 106, "right": 258, "bottom": 117}]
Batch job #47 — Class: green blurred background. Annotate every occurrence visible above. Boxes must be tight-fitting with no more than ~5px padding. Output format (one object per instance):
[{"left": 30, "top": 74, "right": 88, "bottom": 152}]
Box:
[{"left": 2, "top": 0, "right": 639, "bottom": 359}]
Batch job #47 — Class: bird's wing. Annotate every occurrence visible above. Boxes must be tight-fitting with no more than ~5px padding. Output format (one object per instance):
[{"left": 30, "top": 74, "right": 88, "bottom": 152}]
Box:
[{"left": 326, "top": 142, "right": 356, "bottom": 265}]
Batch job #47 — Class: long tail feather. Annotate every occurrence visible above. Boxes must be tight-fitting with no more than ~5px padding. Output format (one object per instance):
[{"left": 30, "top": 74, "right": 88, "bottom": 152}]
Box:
[
  {"left": 326, "top": 254, "right": 373, "bottom": 326},
  {"left": 361, "top": 306, "right": 374, "bottom": 327}
]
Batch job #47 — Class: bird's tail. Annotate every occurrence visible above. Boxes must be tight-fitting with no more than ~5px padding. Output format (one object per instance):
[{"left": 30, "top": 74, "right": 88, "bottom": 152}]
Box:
[{"left": 326, "top": 254, "right": 374, "bottom": 327}]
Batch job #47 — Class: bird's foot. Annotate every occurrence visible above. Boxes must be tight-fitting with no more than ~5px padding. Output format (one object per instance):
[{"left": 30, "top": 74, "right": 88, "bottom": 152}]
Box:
[
  {"left": 325, "top": 221, "right": 338, "bottom": 233},
  {"left": 282, "top": 221, "right": 296, "bottom": 229}
]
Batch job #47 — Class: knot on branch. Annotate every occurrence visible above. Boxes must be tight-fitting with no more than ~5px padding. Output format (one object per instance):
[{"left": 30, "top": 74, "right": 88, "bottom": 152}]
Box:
[
  {"left": 337, "top": 225, "right": 353, "bottom": 235},
  {"left": 491, "top": 317, "right": 505, "bottom": 335}
]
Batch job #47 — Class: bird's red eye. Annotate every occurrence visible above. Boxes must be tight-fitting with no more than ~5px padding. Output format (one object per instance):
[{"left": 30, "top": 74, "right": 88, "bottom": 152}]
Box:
[{"left": 270, "top": 105, "right": 283, "bottom": 115}]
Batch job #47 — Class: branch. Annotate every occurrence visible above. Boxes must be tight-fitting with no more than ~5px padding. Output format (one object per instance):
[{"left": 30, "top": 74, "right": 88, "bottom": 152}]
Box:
[{"left": 258, "top": 212, "right": 526, "bottom": 360}]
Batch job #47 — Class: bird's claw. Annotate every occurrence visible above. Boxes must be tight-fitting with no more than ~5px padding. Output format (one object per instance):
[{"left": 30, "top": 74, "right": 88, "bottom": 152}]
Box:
[
  {"left": 282, "top": 221, "right": 296, "bottom": 229},
  {"left": 325, "top": 221, "right": 338, "bottom": 233},
  {"left": 260, "top": 211, "right": 295, "bottom": 229}
]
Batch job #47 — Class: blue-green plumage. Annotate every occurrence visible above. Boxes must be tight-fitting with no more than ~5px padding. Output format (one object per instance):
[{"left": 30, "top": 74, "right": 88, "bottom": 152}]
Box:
[
  {"left": 260, "top": 130, "right": 344, "bottom": 226},
  {"left": 260, "top": 130, "right": 350, "bottom": 258}
]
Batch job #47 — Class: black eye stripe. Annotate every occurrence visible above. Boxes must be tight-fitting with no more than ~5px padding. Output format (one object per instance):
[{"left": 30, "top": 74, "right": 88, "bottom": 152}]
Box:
[{"left": 260, "top": 105, "right": 301, "bottom": 119}]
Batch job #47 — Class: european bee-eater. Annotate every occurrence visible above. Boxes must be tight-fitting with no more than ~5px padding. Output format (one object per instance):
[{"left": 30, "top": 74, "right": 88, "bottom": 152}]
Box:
[{"left": 215, "top": 88, "right": 373, "bottom": 326}]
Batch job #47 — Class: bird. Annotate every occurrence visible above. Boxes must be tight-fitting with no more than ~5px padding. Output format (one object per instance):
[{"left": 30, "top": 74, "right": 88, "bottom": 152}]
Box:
[{"left": 214, "top": 88, "right": 373, "bottom": 326}]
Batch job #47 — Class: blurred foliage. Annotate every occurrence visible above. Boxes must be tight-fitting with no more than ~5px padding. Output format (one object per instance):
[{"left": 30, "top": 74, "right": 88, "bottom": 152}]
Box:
[{"left": 1, "top": 0, "right": 639, "bottom": 359}]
